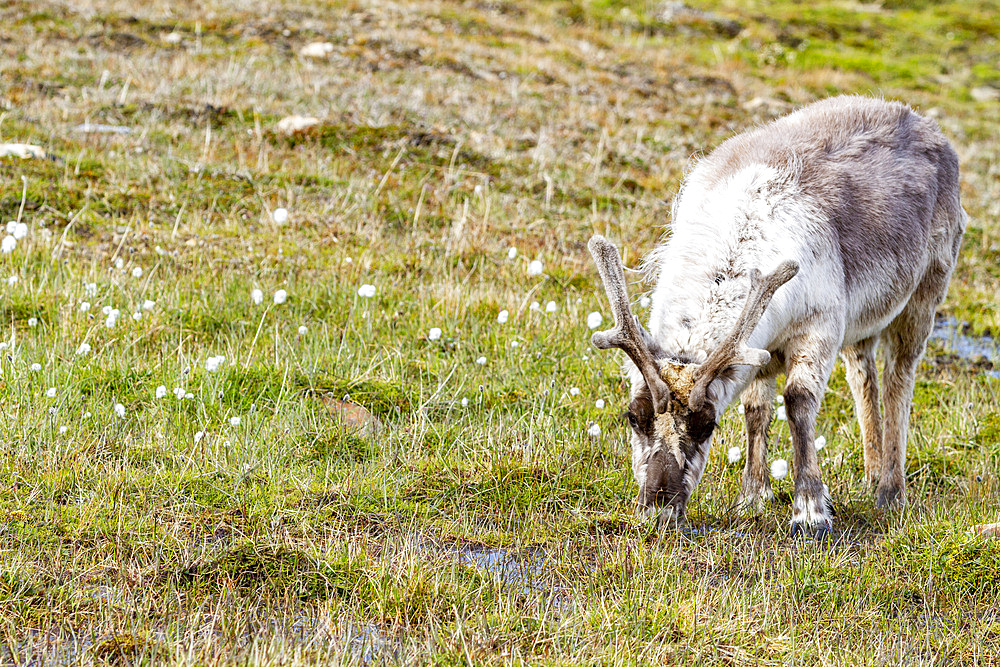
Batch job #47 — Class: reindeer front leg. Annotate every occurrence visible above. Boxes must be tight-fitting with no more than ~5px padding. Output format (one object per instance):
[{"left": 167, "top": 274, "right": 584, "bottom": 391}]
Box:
[
  {"left": 737, "top": 374, "right": 777, "bottom": 511},
  {"left": 784, "top": 335, "right": 838, "bottom": 538}
]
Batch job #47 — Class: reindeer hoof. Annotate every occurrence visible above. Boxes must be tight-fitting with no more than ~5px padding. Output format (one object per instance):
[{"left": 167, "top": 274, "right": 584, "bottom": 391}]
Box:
[
  {"left": 789, "top": 521, "right": 832, "bottom": 541},
  {"left": 876, "top": 485, "right": 904, "bottom": 509}
]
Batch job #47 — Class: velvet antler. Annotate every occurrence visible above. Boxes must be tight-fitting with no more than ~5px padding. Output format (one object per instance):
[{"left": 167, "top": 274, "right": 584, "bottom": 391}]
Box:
[
  {"left": 588, "top": 235, "right": 671, "bottom": 414},
  {"left": 688, "top": 260, "right": 799, "bottom": 411}
]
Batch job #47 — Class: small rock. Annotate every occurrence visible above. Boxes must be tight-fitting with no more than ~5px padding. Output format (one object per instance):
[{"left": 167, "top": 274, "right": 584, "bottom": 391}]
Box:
[
  {"left": 276, "top": 115, "right": 320, "bottom": 134},
  {"left": 299, "top": 42, "right": 335, "bottom": 59},
  {"left": 321, "top": 396, "right": 383, "bottom": 437},
  {"left": 72, "top": 123, "right": 131, "bottom": 135},
  {"left": 973, "top": 523, "right": 1000, "bottom": 537},
  {"left": 970, "top": 87, "right": 1000, "bottom": 103},
  {"left": 0, "top": 143, "right": 46, "bottom": 159}
]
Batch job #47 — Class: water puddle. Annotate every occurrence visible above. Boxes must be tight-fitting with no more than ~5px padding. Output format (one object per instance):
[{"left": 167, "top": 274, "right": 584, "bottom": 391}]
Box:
[{"left": 929, "top": 317, "right": 999, "bottom": 378}]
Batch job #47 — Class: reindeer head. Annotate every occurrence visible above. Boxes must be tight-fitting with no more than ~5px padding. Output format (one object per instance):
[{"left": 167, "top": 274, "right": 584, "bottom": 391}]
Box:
[{"left": 588, "top": 235, "right": 797, "bottom": 526}]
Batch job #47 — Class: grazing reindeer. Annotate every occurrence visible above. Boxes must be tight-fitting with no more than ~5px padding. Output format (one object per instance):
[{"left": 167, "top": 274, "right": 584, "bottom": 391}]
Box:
[{"left": 590, "top": 96, "right": 965, "bottom": 536}]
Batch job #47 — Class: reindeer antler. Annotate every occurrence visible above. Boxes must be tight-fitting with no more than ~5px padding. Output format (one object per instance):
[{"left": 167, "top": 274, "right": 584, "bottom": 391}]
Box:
[
  {"left": 688, "top": 260, "right": 799, "bottom": 411},
  {"left": 588, "top": 235, "right": 671, "bottom": 414}
]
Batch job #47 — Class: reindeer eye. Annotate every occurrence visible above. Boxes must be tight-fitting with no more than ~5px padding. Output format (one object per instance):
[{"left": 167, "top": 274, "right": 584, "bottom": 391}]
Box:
[{"left": 626, "top": 412, "right": 640, "bottom": 431}]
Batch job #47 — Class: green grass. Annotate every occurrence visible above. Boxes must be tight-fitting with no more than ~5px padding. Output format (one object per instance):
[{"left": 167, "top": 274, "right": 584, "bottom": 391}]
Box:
[{"left": 1, "top": 0, "right": 1000, "bottom": 663}]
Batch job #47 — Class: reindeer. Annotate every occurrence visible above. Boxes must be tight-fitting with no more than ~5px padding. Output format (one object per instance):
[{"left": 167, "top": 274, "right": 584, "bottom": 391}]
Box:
[{"left": 589, "top": 96, "right": 966, "bottom": 537}]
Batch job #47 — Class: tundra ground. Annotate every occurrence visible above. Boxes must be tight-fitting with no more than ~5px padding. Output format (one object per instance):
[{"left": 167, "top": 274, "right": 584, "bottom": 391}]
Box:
[{"left": 2, "top": 0, "right": 1000, "bottom": 664}]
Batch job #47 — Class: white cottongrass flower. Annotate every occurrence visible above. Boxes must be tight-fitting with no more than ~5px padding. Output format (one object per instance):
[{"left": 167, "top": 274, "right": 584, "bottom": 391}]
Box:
[
  {"left": 205, "top": 355, "right": 226, "bottom": 372},
  {"left": 272, "top": 207, "right": 288, "bottom": 224},
  {"left": 102, "top": 305, "right": 113, "bottom": 315},
  {"left": 357, "top": 284, "right": 376, "bottom": 298},
  {"left": 85, "top": 282, "right": 97, "bottom": 297},
  {"left": 142, "top": 300, "right": 155, "bottom": 310},
  {"left": 814, "top": 435, "right": 827, "bottom": 451},
  {"left": 59, "top": 426, "right": 68, "bottom": 434},
  {"left": 11, "top": 222, "right": 27, "bottom": 240},
  {"left": 1, "top": 236, "right": 15, "bottom": 253},
  {"left": 497, "top": 310, "right": 509, "bottom": 324},
  {"left": 529, "top": 301, "right": 540, "bottom": 312},
  {"left": 156, "top": 385, "right": 167, "bottom": 399},
  {"left": 639, "top": 295, "right": 651, "bottom": 308},
  {"left": 6, "top": 275, "right": 16, "bottom": 286},
  {"left": 251, "top": 288, "right": 264, "bottom": 305},
  {"left": 114, "top": 403, "right": 126, "bottom": 418},
  {"left": 587, "top": 423, "right": 601, "bottom": 438},
  {"left": 507, "top": 247, "right": 517, "bottom": 259},
  {"left": 27, "top": 317, "right": 37, "bottom": 327},
  {"left": 298, "top": 325, "right": 308, "bottom": 335},
  {"left": 45, "top": 387, "right": 56, "bottom": 398},
  {"left": 132, "top": 267, "right": 143, "bottom": 278},
  {"left": 595, "top": 399, "right": 605, "bottom": 409},
  {"left": 48, "top": 407, "right": 57, "bottom": 416},
  {"left": 114, "top": 258, "right": 124, "bottom": 270},
  {"left": 737, "top": 404, "right": 745, "bottom": 415},
  {"left": 173, "top": 387, "right": 185, "bottom": 399},
  {"left": 76, "top": 342, "right": 91, "bottom": 356},
  {"left": 461, "top": 397, "right": 469, "bottom": 407},
  {"left": 586, "top": 312, "right": 603, "bottom": 329},
  {"left": 132, "top": 312, "right": 141, "bottom": 321},
  {"left": 476, "top": 356, "right": 487, "bottom": 365},
  {"left": 229, "top": 416, "right": 241, "bottom": 426},
  {"left": 776, "top": 405, "right": 787, "bottom": 421},
  {"left": 569, "top": 387, "right": 580, "bottom": 396},
  {"left": 770, "top": 459, "right": 789, "bottom": 480},
  {"left": 510, "top": 340, "right": 519, "bottom": 348},
  {"left": 545, "top": 301, "right": 557, "bottom": 313},
  {"left": 30, "top": 363, "right": 42, "bottom": 372},
  {"left": 776, "top": 395, "right": 784, "bottom": 405},
  {"left": 727, "top": 446, "right": 742, "bottom": 464},
  {"left": 104, "top": 311, "right": 119, "bottom": 328},
  {"left": 194, "top": 431, "right": 205, "bottom": 443},
  {"left": 527, "top": 259, "right": 543, "bottom": 276},
  {"left": 428, "top": 327, "right": 442, "bottom": 341},
  {"left": 185, "top": 393, "right": 194, "bottom": 400},
  {"left": 83, "top": 411, "right": 92, "bottom": 419},
  {"left": 273, "top": 289, "right": 288, "bottom": 305},
  {"left": 80, "top": 302, "right": 91, "bottom": 312},
  {"left": 0, "top": 342, "right": 7, "bottom": 351}
]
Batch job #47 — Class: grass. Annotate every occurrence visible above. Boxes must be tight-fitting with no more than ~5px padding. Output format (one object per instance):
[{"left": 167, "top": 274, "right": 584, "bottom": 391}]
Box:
[{"left": 2, "top": 0, "right": 1000, "bottom": 663}]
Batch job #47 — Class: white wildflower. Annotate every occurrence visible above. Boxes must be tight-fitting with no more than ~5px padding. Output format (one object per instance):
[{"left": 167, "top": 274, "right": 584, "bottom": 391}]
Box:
[
  {"left": 59, "top": 426, "right": 68, "bottom": 434},
  {"left": 27, "top": 317, "right": 37, "bottom": 327},
  {"left": 30, "top": 363, "right": 41, "bottom": 372},
  {"left": 272, "top": 207, "right": 288, "bottom": 224},
  {"left": 738, "top": 404, "right": 745, "bottom": 415},
  {"left": 84, "top": 282, "right": 97, "bottom": 297},
  {"left": 815, "top": 435, "right": 827, "bottom": 451},
  {"left": 194, "top": 431, "right": 205, "bottom": 443},
  {"left": 639, "top": 295, "right": 651, "bottom": 308},
  {"left": 776, "top": 395, "right": 784, "bottom": 405},
  {"left": 131, "top": 267, "right": 143, "bottom": 278},
  {"left": 251, "top": 288, "right": 264, "bottom": 305},
  {"left": 132, "top": 312, "right": 141, "bottom": 321},
  {"left": 142, "top": 300, "right": 155, "bottom": 310},
  {"left": 545, "top": 301, "right": 557, "bottom": 313},
  {"left": 114, "top": 258, "right": 124, "bottom": 269},
  {"left": 510, "top": 340, "right": 519, "bottom": 348},
  {"left": 298, "top": 325, "right": 307, "bottom": 335},
  {"left": 83, "top": 411, "right": 92, "bottom": 419},
  {"left": 776, "top": 405, "right": 787, "bottom": 421},
  {"left": 461, "top": 397, "right": 469, "bottom": 407},
  {"left": 357, "top": 284, "right": 376, "bottom": 298},
  {"left": 586, "top": 312, "right": 603, "bottom": 329},
  {"left": 205, "top": 355, "right": 226, "bottom": 372},
  {"left": 273, "top": 289, "right": 288, "bottom": 305},
  {"left": 587, "top": 423, "right": 601, "bottom": 438},
  {"left": 1, "top": 236, "right": 15, "bottom": 253},
  {"left": 569, "top": 387, "right": 580, "bottom": 396},
  {"left": 428, "top": 327, "right": 442, "bottom": 341},
  {"left": 80, "top": 302, "right": 91, "bottom": 312},
  {"left": 229, "top": 416, "right": 241, "bottom": 426},
  {"left": 11, "top": 222, "right": 27, "bottom": 240},
  {"left": 45, "top": 387, "right": 56, "bottom": 398},
  {"left": 76, "top": 342, "right": 91, "bottom": 356},
  {"left": 507, "top": 247, "right": 517, "bottom": 259},
  {"left": 727, "top": 446, "right": 742, "bottom": 464},
  {"left": 185, "top": 393, "right": 194, "bottom": 400},
  {"left": 156, "top": 385, "right": 167, "bottom": 399},
  {"left": 476, "top": 356, "right": 487, "bottom": 365},
  {"left": 595, "top": 399, "right": 605, "bottom": 409},
  {"left": 529, "top": 301, "right": 540, "bottom": 312},
  {"left": 6, "top": 275, "right": 16, "bottom": 286},
  {"left": 527, "top": 259, "right": 543, "bottom": 276},
  {"left": 114, "top": 403, "right": 126, "bottom": 418},
  {"left": 497, "top": 310, "right": 509, "bottom": 324},
  {"left": 770, "top": 459, "right": 788, "bottom": 480}
]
